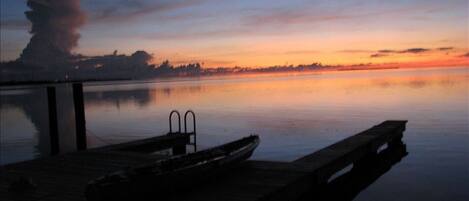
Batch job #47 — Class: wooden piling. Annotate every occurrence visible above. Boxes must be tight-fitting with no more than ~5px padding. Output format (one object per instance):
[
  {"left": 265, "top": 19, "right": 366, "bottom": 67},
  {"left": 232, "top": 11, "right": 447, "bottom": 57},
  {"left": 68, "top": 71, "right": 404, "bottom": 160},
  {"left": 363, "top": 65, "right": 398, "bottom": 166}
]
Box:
[
  {"left": 47, "top": 86, "right": 59, "bottom": 155},
  {"left": 73, "top": 83, "right": 87, "bottom": 151}
]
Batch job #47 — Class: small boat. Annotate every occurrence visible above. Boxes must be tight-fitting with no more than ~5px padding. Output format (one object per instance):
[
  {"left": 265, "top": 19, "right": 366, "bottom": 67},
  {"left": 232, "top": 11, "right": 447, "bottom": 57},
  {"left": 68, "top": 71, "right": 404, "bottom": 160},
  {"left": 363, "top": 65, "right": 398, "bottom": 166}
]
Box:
[{"left": 85, "top": 135, "right": 260, "bottom": 201}]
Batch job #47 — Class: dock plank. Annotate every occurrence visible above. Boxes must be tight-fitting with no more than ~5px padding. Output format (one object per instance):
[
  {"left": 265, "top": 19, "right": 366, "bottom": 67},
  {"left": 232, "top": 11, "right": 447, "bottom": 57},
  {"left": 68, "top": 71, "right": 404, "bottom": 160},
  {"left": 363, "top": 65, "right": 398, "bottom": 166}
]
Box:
[{"left": 0, "top": 121, "right": 407, "bottom": 201}]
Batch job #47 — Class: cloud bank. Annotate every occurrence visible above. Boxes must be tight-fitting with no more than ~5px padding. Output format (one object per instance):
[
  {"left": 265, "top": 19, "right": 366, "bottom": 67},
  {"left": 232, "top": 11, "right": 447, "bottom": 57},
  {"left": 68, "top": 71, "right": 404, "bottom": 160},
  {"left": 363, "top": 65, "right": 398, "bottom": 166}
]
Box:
[
  {"left": 20, "top": 0, "right": 86, "bottom": 67},
  {"left": 370, "top": 47, "right": 452, "bottom": 58}
]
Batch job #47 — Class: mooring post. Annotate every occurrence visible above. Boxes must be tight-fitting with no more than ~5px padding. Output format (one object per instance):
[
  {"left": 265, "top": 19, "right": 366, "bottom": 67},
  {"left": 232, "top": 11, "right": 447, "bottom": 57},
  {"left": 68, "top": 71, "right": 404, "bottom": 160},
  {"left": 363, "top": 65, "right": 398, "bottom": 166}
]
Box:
[
  {"left": 73, "top": 83, "right": 87, "bottom": 151},
  {"left": 47, "top": 86, "right": 60, "bottom": 155}
]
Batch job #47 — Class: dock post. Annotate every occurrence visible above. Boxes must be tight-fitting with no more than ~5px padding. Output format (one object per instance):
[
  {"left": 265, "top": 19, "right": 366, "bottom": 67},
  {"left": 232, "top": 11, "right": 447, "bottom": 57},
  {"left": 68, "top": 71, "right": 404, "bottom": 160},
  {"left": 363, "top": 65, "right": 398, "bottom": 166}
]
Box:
[
  {"left": 73, "top": 83, "right": 87, "bottom": 151},
  {"left": 47, "top": 87, "right": 60, "bottom": 155}
]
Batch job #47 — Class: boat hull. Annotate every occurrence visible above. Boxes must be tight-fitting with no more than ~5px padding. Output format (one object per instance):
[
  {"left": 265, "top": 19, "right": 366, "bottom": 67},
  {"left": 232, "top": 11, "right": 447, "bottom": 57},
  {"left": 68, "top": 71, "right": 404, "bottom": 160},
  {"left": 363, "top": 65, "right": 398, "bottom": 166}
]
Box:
[{"left": 86, "top": 135, "right": 260, "bottom": 201}]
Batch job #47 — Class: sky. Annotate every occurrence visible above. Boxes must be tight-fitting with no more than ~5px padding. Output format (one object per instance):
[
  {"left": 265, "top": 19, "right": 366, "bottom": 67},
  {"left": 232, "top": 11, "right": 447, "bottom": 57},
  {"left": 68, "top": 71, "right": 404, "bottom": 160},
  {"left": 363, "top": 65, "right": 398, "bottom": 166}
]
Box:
[{"left": 1, "top": 0, "right": 468, "bottom": 68}]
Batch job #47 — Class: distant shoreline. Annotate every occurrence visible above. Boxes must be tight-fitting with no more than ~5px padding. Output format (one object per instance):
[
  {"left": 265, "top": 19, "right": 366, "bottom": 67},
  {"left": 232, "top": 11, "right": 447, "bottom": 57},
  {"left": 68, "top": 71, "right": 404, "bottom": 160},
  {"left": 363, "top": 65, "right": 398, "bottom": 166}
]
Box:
[
  {"left": 337, "top": 66, "right": 399, "bottom": 71},
  {"left": 0, "top": 78, "right": 131, "bottom": 87},
  {"left": 2, "top": 65, "right": 468, "bottom": 87},
  {"left": 0, "top": 66, "right": 387, "bottom": 86}
]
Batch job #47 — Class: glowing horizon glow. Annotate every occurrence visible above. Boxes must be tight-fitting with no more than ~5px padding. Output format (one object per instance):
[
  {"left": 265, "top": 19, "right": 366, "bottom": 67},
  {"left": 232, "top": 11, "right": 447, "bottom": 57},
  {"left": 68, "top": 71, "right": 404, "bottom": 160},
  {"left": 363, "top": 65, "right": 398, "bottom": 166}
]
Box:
[{"left": 1, "top": 0, "right": 468, "bottom": 68}]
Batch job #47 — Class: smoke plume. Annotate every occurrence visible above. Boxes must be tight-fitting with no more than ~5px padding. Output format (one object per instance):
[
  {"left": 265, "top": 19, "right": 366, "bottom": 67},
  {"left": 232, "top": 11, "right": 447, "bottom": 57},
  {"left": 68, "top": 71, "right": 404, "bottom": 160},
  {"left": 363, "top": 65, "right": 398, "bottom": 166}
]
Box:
[{"left": 20, "top": 0, "right": 86, "bottom": 67}]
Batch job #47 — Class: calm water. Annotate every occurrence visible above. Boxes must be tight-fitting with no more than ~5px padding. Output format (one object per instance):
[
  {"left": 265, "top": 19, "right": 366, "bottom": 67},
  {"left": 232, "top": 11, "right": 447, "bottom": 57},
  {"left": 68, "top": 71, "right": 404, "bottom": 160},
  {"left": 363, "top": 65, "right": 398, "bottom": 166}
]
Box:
[{"left": 1, "top": 67, "right": 468, "bottom": 200}]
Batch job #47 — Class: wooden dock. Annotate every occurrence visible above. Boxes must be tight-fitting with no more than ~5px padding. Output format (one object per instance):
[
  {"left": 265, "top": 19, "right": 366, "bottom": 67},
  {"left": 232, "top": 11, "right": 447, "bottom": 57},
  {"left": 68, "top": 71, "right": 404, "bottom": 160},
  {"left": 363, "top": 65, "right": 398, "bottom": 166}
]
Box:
[{"left": 1, "top": 120, "right": 407, "bottom": 201}]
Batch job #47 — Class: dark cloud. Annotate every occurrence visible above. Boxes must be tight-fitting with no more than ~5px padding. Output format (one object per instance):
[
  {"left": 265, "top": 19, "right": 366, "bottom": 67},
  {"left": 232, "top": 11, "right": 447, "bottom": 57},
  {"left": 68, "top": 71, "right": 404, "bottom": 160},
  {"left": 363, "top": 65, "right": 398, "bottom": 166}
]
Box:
[
  {"left": 370, "top": 47, "right": 431, "bottom": 58},
  {"left": 398, "top": 48, "right": 430, "bottom": 54},
  {"left": 437, "top": 47, "right": 454, "bottom": 51},
  {"left": 20, "top": 0, "right": 87, "bottom": 66},
  {"left": 370, "top": 53, "right": 388, "bottom": 58},
  {"left": 378, "top": 49, "right": 397, "bottom": 53}
]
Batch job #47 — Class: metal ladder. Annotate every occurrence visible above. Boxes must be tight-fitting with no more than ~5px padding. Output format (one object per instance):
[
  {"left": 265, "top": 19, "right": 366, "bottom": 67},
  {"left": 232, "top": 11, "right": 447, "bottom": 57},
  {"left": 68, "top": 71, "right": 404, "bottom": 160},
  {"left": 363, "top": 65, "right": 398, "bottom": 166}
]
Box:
[{"left": 169, "top": 110, "right": 197, "bottom": 152}]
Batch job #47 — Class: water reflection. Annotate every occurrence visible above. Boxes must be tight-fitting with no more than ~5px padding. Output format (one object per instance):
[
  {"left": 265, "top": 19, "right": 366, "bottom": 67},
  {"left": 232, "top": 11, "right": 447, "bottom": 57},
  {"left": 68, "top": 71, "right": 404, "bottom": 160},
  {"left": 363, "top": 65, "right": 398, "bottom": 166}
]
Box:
[
  {"left": 0, "top": 67, "right": 468, "bottom": 200},
  {"left": 1, "top": 89, "right": 49, "bottom": 159},
  {"left": 1, "top": 67, "right": 467, "bottom": 164},
  {"left": 0, "top": 86, "right": 77, "bottom": 161},
  {"left": 84, "top": 85, "right": 203, "bottom": 108},
  {"left": 85, "top": 89, "right": 152, "bottom": 107}
]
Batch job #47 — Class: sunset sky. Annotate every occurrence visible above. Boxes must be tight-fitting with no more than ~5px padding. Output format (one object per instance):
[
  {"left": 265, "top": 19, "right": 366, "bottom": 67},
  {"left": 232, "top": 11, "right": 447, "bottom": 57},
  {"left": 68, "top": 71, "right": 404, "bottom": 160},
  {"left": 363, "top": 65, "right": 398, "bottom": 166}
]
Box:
[{"left": 1, "top": 0, "right": 468, "bottom": 68}]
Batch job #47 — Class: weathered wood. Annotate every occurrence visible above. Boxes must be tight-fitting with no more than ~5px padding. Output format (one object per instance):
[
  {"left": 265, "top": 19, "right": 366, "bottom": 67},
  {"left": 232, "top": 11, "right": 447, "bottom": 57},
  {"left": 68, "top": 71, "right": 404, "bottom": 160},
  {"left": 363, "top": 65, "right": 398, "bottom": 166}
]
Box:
[
  {"left": 297, "top": 143, "right": 408, "bottom": 201},
  {"left": 293, "top": 120, "right": 406, "bottom": 181},
  {"left": 260, "top": 120, "right": 407, "bottom": 201},
  {"left": 166, "top": 121, "right": 408, "bottom": 201},
  {"left": 0, "top": 120, "right": 407, "bottom": 201},
  {"left": 73, "top": 83, "right": 87, "bottom": 151},
  {"left": 46, "top": 86, "right": 59, "bottom": 155},
  {"left": 98, "top": 133, "right": 191, "bottom": 153}
]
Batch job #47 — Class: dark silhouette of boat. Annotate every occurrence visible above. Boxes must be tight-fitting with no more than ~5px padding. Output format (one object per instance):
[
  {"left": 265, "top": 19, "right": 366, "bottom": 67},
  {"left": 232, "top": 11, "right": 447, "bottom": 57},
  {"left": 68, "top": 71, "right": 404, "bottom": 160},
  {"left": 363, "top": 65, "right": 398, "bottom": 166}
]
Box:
[{"left": 85, "top": 135, "right": 260, "bottom": 201}]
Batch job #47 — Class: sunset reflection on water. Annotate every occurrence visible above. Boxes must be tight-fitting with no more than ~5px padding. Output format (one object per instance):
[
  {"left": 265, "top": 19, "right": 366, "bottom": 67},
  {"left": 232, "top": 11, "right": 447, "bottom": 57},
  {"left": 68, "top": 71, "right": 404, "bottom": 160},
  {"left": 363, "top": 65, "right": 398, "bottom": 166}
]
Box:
[{"left": 1, "top": 67, "right": 468, "bottom": 200}]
